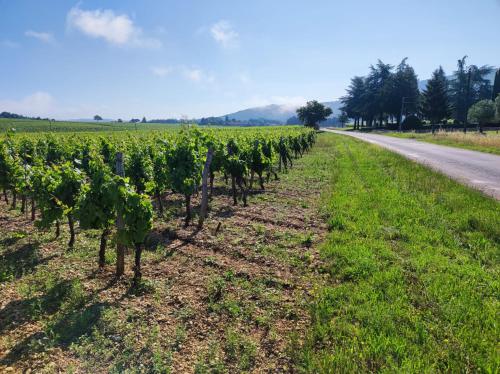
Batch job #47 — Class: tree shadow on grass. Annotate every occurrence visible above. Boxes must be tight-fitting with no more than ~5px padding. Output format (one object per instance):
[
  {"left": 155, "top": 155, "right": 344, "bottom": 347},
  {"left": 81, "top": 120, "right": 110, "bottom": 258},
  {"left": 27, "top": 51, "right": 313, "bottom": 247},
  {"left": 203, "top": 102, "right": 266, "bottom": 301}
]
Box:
[
  {"left": 0, "top": 279, "right": 77, "bottom": 335},
  {"left": 0, "top": 242, "right": 57, "bottom": 283},
  {"left": 0, "top": 301, "right": 110, "bottom": 367}
]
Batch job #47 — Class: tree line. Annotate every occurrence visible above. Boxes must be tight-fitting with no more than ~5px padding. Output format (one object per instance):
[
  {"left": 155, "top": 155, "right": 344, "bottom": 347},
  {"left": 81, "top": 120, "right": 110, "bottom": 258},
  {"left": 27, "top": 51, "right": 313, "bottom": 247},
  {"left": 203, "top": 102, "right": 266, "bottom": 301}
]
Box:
[{"left": 341, "top": 56, "right": 500, "bottom": 129}]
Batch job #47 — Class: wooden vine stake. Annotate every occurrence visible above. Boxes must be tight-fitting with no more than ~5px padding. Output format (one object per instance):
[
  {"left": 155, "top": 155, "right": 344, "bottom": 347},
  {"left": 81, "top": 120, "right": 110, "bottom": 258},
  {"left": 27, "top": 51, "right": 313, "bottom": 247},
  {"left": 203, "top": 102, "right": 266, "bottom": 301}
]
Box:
[
  {"left": 115, "top": 152, "right": 126, "bottom": 277},
  {"left": 198, "top": 147, "right": 213, "bottom": 229}
]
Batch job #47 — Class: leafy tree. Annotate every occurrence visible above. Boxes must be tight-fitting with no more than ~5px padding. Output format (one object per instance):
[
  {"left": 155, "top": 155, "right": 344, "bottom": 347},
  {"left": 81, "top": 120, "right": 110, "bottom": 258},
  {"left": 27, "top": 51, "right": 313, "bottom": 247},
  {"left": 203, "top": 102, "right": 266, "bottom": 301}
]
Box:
[
  {"left": 493, "top": 68, "right": 500, "bottom": 101},
  {"left": 94, "top": 115, "right": 103, "bottom": 121},
  {"left": 340, "top": 76, "right": 366, "bottom": 129},
  {"left": 495, "top": 94, "right": 500, "bottom": 121},
  {"left": 467, "top": 100, "right": 495, "bottom": 126},
  {"left": 338, "top": 112, "right": 349, "bottom": 128},
  {"left": 296, "top": 100, "right": 332, "bottom": 130},
  {"left": 77, "top": 157, "right": 116, "bottom": 268},
  {"left": 390, "top": 58, "right": 420, "bottom": 125},
  {"left": 141, "top": 116, "right": 147, "bottom": 123},
  {"left": 450, "top": 56, "right": 494, "bottom": 123},
  {"left": 117, "top": 118, "right": 123, "bottom": 123},
  {"left": 421, "top": 66, "right": 451, "bottom": 123},
  {"left": 366, "top": 60, "right": 394, "bottom": 126}
]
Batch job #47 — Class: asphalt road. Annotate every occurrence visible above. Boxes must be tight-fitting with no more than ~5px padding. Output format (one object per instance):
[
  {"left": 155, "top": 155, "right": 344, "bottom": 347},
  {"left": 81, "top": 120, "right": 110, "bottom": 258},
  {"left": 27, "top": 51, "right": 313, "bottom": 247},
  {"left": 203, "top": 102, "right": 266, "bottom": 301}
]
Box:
[{"left": 325, "top": 129, "right": 500, "bottom": 201}]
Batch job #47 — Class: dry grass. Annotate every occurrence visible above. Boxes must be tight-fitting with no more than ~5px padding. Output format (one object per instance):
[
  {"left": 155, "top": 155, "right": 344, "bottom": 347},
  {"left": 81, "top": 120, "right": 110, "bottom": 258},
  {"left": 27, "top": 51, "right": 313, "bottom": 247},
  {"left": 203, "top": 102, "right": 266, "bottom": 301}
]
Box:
[
  {"left": 433, "top": 130, "right": 500, "bottom": 147},
  {"left": 387, "top": 130, "right": 500, "bottom": 155}
]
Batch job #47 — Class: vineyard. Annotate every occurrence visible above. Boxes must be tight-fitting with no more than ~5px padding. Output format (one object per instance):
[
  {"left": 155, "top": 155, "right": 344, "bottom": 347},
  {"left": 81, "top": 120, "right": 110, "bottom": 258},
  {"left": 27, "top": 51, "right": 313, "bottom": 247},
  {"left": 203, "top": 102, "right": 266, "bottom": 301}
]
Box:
[{"left": 0, "top": 126, "right": 316, "bottom": 284}]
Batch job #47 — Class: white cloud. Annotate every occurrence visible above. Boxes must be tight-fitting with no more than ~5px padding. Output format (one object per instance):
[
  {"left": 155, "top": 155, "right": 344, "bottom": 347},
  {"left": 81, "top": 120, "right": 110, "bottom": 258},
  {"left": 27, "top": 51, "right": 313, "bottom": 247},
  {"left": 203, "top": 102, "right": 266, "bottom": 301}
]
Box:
[
  {"left": 210, "top": 20, "right": 238, "bottom": 48},
  {"left": 244, "top": 95, "right": 307, "bottom": 111},
  {"left": 238, "top": 72, "right": 251, "bottom": 85},
  {"left": 25, "top": 30, "right": 56, "bottom": 45},
  {"left": 182, "top": 67, "right": 215, "bottom": 84},
  {"left": 67, "top": 6, "right": 161, "bottom": 48},
  {"left": 0, "top": 92, "right": 56, "bottom": 117},
  {"left": 0, "top": 40, "right": 20, "bottom": 48},
  {"left": 150, "top": 66, "right": 172, "bottom": 77},
  {"left": 272, "top": 96, "right": 308, "bottom": 111}
]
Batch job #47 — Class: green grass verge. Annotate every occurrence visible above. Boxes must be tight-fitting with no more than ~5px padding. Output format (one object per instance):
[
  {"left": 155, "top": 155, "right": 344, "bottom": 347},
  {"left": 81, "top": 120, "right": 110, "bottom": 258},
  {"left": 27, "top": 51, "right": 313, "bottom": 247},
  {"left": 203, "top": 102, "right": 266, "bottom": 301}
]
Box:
[
  {"left": 294, "top": 134, "right": 499, "bottom": 373},
  {"left": 379, "top": 131, "right": 500, "bottom": 155}
]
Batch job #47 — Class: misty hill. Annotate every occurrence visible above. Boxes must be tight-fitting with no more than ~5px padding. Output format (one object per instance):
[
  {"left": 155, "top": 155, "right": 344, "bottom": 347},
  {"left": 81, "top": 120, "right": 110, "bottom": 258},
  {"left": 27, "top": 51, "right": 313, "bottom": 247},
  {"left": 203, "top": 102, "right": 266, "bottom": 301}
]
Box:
[{"left": 221, "top": 101, "right": 342, "bottom": 123}]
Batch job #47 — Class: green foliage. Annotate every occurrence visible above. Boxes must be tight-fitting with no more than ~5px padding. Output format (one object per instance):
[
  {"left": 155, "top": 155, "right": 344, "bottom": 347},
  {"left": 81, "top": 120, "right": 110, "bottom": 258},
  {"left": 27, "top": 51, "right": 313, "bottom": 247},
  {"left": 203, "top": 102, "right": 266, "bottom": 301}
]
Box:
[
  {"left": 341, "top": 58, "right": 420, "bottom": 127},
  {"left": 401, "top": 114, "right": 422, "bottom": 129},
  {"left": 166, "top": 133, "right": 203, "bottom": 197},
  {"left": 121, "top": 190, "right": 154, "bottom": 245},
  {"left": 125, "top": 144, "right": 154, "bottom": 194},
  {"left": 36, "top": 162, "right": 84, "bottom": 229},
  {"left": 450, "top": 56, "right": 494, "bottom": 123},
  {"left": 421, "top": 66, "right": 451, "bottom": 123},
  {"left": 491, "top": 68, "right": 500, "bottom": 101},
  {"left": 77, "top": 157, "right": 115, "bottom": 230},
  {"left": 495, "top": 94, "right": 500, "bottom": 121},
  {"left": 296, "top": 100, "right": 333, "bottom": 130},
  {"left": 338, "top": 112, "right": 349, "bottom": 127},
  {"left": 467, "top": 99, "right": 495, "bottom": 124}
]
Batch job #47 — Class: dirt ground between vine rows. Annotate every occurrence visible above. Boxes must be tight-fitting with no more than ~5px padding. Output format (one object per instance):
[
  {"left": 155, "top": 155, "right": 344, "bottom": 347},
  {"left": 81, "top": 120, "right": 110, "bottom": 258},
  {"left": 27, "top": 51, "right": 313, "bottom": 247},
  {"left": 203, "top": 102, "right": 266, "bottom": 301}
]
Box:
[{"left": 0, "top": 148, "right": 331, "bottom": 373}]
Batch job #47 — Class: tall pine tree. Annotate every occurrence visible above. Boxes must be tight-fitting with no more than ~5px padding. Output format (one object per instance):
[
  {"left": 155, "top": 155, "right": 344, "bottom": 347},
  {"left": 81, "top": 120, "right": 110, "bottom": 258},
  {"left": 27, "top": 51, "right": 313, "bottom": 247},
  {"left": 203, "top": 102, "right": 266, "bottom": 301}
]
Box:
[
  {"left": 421, "top": 66, "right": 451, "bottom": 123},
  {"left": 493, "top": 68, "right": 500, "bottom": 101}
]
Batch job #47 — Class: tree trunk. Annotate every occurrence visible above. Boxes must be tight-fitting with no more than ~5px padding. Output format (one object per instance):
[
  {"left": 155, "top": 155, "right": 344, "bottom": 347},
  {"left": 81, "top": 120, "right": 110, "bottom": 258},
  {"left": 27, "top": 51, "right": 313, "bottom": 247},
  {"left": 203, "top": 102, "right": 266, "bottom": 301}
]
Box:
[
  {"left": 115, "top": 152, "right": 126, "bottom": 277},
  {"left": 209, "top": 171, "right": 215, "bottom": 198},
  {"left": 133, "top": 242, "right": 143, "bottom": 285},
  {"left": 185, "top": 194, "right": 191, "bottom": 227},
  {"left": 99, "top": 228, "right": 109, "bottom": 268},
  {"left": 31, "top": 196, "right": 36, "bottom": 221},
  {"left": 3, "top": 189, "right": 8, "bottom": 204},
  {"left": 21, "top": 195, "right": 26, "bottom": 214},
  {"left": 11, "top": 192, "right": 16, "bottom": 209},
  {"left": 55, "top": 220, "right": 60, "bottom": 238},
  {"left": 68, "top": 214, "right": 75, "bottom": 248}
]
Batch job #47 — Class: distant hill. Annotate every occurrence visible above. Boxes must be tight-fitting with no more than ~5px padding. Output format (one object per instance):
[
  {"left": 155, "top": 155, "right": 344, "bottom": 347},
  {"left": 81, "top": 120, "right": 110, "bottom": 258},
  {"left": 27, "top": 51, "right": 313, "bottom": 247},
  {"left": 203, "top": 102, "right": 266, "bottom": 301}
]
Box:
[{"left": 220, "top": 101, "right": 342, "bottom": 123}]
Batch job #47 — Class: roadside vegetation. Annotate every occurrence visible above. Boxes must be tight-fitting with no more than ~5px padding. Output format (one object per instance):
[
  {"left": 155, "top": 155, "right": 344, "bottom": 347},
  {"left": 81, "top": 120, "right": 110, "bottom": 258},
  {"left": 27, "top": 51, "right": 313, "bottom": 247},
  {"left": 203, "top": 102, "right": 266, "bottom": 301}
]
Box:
[
  {"left": 293, "top": 134, "right": 499, "bottom": 372},
  {"left": 378, "top": 130, "right": 500, "bottom": 155}
]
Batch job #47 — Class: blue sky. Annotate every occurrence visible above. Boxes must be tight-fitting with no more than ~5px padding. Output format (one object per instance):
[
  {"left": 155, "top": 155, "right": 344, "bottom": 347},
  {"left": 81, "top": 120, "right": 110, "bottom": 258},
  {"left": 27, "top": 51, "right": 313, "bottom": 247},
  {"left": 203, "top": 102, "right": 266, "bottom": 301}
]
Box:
[{"left": 1, "top": 0, "right": 499, "bottom": 120}]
